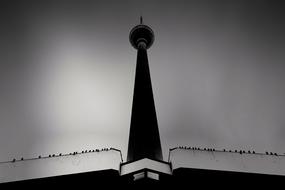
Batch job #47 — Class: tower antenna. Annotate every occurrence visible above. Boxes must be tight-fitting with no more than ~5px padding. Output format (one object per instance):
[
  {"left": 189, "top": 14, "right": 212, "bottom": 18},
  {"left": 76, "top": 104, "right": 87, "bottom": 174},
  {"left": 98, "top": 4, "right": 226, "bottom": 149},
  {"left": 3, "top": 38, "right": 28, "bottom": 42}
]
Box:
[{"left": 140, "top": 15, "right": 143, "bottom": 25}]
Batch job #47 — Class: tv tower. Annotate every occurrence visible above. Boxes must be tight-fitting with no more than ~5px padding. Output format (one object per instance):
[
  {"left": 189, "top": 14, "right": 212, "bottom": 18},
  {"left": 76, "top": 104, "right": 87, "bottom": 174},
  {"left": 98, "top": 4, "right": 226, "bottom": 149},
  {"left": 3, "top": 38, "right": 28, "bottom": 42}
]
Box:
[{"left": 127, "top": 16, "right": 163, "bottom": 162}]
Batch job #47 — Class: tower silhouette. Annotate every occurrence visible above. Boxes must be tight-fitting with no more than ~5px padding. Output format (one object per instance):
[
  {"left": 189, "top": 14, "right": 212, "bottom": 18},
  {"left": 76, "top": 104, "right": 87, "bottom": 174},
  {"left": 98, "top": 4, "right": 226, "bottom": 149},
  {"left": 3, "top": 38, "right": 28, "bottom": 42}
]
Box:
[{"left": 127, "top": 17, "right": 163, "bottom": 162}]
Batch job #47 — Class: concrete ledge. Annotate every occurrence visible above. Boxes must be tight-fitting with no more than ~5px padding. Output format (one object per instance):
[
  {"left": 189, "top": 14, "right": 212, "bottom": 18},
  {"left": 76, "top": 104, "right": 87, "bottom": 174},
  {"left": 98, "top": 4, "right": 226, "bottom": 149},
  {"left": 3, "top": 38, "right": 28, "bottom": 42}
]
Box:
[
  {"left": 169, "top": 148, "right": 285, "bottom": 176},
  {"left": 0, "top": 149, "right": 121, "bottom": 183}
]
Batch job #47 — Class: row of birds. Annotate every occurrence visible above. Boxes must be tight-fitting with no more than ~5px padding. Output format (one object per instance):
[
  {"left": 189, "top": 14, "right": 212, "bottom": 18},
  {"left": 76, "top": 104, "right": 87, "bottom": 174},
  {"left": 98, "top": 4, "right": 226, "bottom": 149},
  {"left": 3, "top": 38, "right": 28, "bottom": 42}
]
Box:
[
  {"left": 11, "top": 148, "right": 113, "bottom": 163},
  {"left": 10, "top": 146, "right": 283, "bottom": 163},
  {"left": 174, "top": 146, "right": 280, "bottom": 156}
]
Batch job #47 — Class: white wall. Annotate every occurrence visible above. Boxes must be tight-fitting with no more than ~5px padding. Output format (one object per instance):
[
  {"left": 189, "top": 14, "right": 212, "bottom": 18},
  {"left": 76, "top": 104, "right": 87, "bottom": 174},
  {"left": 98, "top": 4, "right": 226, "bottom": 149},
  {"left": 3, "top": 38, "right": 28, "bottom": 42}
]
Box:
[
  {"left": 170, "top": 148, "right": 285, "bottom": 176},
  {"left": 0, "top": 149, "right": 121, "bottom": 183}
]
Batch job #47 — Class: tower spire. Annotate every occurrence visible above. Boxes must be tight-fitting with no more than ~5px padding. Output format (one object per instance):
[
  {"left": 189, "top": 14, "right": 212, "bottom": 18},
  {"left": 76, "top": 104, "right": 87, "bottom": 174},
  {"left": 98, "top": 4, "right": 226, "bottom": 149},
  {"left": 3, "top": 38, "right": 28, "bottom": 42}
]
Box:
[{"left": 140, "top": 16, "right": 143, "bottom": 25}]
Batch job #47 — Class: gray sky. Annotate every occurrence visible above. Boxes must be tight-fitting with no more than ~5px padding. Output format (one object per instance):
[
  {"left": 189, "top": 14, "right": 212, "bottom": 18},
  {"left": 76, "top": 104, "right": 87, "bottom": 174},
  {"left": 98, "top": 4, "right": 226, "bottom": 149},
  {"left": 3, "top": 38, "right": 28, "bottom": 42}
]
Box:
[{"left": 0, "top": 0, "right": 285, "bottom": 165}]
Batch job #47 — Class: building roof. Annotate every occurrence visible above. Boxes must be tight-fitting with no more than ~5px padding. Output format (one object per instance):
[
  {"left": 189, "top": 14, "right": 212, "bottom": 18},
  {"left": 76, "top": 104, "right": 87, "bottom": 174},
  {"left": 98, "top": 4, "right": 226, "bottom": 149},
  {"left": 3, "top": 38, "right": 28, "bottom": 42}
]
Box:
[
  {"left": 0, "top": 148, "right": 122, "bottom": 183},
  {"left": 169, "top": 147, "right": 285, "bottom": 176}
]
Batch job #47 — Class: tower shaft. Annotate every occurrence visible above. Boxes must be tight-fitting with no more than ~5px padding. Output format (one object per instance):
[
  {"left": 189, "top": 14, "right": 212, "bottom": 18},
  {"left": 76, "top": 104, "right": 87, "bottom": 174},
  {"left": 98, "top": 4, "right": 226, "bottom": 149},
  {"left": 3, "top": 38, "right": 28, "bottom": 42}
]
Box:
[{"left": 127, "top": 46, "right": 163, "bottom": 162}]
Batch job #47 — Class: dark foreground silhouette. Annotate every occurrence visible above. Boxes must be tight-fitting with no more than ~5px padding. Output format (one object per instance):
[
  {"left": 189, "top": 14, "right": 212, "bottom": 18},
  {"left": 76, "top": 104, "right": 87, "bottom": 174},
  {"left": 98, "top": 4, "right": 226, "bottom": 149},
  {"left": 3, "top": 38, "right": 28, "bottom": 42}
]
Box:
[{"left": 1, "top": 167, "right": 284, "bottom": 188}]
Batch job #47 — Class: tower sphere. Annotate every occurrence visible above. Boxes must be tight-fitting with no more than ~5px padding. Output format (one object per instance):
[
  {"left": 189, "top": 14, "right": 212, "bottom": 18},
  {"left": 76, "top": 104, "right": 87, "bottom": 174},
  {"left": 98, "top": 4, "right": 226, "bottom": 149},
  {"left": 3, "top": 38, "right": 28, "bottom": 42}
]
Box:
[{"left": 129, "top": 23, "right": 155, "bottom": 50}]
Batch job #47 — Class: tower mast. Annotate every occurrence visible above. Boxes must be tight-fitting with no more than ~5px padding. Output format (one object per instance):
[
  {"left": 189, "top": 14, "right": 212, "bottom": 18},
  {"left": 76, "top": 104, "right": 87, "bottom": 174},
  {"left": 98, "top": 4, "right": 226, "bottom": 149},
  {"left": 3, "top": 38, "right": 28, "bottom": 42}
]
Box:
[{"left": 127, "top": 18, "right": 163, "bottom": 161}]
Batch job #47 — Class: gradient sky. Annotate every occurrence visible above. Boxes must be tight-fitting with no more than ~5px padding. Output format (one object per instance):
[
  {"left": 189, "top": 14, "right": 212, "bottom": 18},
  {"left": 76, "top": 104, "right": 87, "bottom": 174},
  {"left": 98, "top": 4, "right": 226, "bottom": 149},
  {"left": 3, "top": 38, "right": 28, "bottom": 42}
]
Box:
[{"left": 0, "top": 0, "right": 285, "bottom": 165}]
